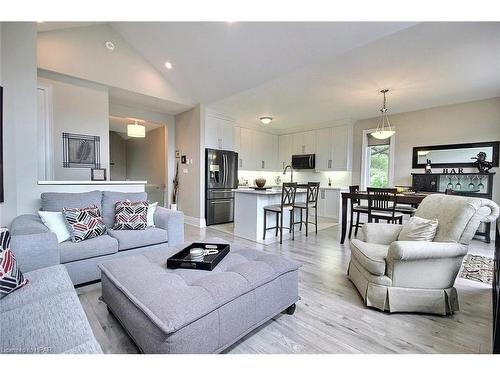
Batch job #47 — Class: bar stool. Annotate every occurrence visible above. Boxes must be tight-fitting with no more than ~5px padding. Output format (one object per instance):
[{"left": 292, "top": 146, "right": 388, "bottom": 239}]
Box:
[
  {"left": 348, "top": 185, "right": 368, "bottom": 239},
  {"left": 263, "top": 182, "right": 297, "bottom": 244},
  {"left": 293, "top": 182, "right": 320, "bottom": 236}
]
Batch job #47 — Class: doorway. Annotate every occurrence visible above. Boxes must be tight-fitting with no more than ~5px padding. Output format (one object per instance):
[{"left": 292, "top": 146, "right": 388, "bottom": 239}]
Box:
[{"left": 109, "top": 116, "right": 168, "bottom": 206}]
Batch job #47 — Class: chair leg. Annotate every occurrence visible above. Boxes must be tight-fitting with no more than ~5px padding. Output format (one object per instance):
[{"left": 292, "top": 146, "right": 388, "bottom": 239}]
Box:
[
  {"left": 276, "top": 212, "right": 279, "bottom": 237},
  {"left": 291, "top": 209, "right": 295, "bottom": 241},
  {"left": 299, "top": 208, "right": 303, "bottom": 231},
  {"left": 263, "top": 210, "right": 267, "bottom": 240},
  {"left": 348, "top": 208, "right": 354, "bottom": 239},
  {"left": 315, "top": 206, "right": 318, "bottom": 235},
  {"left": 399, "top": 217, "right": 403, "bottom": 224},
  {"left": 305, "top": 207, "right": 309, "bottom": 237},
  {"left": 280, "top": 212, "right": 283, "bottom": 245},
  {"left": 354, "top": 211, "right": 360, "bottom": 237}
]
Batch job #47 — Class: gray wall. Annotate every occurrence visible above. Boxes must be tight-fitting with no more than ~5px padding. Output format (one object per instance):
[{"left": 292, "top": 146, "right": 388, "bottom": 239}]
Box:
[
  {"left": 109, "top": 131, "right": 127, "bottom": 180},
  {"left": 38, "top": 71, "right": 110, "bottom": 181},
  {"left": 175, "top": 104, "right": 205, "bottom": 223},
  {"left": 353, "top": 97, "right": 500, "bottom": 203},
  {"left": 0, "top": 23, "right": 39, "bottom": 225}
]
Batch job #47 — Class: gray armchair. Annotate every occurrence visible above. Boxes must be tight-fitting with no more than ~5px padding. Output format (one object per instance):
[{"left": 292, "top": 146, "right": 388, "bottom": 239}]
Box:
[{"left": 348, "top": 194, "right": 499, "bottom": 315}]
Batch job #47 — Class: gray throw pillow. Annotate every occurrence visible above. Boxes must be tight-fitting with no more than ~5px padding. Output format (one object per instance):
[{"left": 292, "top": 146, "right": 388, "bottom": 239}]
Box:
[{"left": 398, "top": 216, "right": 438, "bottom": 242}]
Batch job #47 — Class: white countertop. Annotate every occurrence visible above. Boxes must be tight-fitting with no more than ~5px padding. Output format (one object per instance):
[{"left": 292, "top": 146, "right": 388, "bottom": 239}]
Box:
[
  {"left": 235, "top": 186, "right": 347, "bottom": 194},
  {"left": 38, "top": 180, "right": 147, "bottom": 185}
]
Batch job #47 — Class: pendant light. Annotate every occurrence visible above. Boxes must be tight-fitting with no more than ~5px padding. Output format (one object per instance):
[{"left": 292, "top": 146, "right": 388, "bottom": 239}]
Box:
[
  {"left": 371, "top": 89, "right": 395, "bottom": 140},
  {"left": 127, "top": 120, "right": 146, "bottom": 138}
]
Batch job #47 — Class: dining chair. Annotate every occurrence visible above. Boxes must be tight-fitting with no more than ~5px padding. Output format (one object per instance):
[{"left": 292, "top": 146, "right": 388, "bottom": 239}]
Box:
[
  {"left": 263, "top": 182, "right": 297, "bottom": 244},
  {"left": 393, "top": 185, "right": 417, "bottom": 216},
  {"left": 367, "top": 187, "right": 403, "bottom": 224},
  {"left": 294, "top": 182, "right": 320, "bottom": 236},
  {"left": 348, "top": 185, "right": 368, "bottom": 239}
]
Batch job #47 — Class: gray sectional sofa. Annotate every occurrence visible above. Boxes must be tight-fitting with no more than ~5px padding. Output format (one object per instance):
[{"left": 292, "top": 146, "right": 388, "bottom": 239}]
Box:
[
  {"left": 10, "top": 190, "right": 184, "bottom": 285},
  {"left": 0, "top": 260, "right": 102, "bottom": 353}
]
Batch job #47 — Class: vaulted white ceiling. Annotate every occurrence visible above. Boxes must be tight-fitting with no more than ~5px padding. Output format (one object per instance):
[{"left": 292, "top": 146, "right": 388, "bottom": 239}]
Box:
[
  {"left": 110, "top": 22, "right": 416, "bottom": 103},
  {"left": 38, "top": 22, "right": 500, "bottom": 131}
]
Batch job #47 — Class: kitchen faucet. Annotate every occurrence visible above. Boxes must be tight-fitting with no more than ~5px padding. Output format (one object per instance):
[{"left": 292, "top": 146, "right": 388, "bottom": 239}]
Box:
[{"left": 283, "top": 165, "right": 294, "bottom": 183}]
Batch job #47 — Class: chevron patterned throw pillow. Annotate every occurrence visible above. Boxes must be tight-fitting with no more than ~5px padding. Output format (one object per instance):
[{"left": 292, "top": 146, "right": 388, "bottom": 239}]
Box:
[
  {"left": 63, "top": 205, "right": 107, "bottom": 242},
  {"left": 0, "top": 228, "right": 28, "bottom": 299},
  {"left": 113, "top": 200, "right": 149, "bottom": 230}
]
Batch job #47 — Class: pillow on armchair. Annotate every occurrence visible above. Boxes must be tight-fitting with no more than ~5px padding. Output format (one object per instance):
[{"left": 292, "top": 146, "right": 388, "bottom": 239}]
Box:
[
  {"left": 63, "top": 205, "right": 107, "bottom": 242},
  {"left": 113, "top": 201, "right": 149, "bottom": 230},
  {"left": 398, "top": 216, "right": 438, "bottom": 242}
]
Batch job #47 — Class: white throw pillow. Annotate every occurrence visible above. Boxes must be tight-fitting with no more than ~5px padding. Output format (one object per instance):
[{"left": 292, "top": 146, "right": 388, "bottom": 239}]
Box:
[
  {"left": 38, "top": 210, "right": 71, "bottom": 243},
  {"left": 398, "top": 216, "right": 438, "bottom": 242},
  {"left": 147, "top": 202, "right": 158, "bottom": 227}
]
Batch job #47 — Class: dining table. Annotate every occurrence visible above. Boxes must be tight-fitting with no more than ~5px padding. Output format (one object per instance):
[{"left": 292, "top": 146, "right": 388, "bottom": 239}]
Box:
[{"left": 339, "top": 191, "right": 431, "bottom": 244}]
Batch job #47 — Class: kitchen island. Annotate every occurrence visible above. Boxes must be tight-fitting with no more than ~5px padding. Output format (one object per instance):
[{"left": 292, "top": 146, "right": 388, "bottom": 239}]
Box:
[{"left": 233, "top": 188, "right": 307, "bottom": 243}]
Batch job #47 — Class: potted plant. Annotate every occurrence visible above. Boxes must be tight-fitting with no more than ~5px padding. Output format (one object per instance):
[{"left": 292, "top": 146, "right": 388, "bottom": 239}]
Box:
[{"left": 171, "top": 162, "right": 179, "bottom": 210}]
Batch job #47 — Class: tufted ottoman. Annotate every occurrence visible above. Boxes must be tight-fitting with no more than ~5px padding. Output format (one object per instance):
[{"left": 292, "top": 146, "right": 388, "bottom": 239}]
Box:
[{"left": 99, "top": 242, "right": 300, "bottom": 353}]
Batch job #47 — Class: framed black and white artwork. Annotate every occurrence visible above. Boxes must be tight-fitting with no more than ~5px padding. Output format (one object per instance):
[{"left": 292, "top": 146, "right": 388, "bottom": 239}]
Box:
[{"left": 62, "top": 133, "right": 101, "bottom": 169}]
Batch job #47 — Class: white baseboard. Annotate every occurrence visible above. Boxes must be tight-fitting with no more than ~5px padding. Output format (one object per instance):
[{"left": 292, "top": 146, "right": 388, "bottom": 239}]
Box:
[{"left": 184, "top": 215, "right": 206, "bottom": 228}]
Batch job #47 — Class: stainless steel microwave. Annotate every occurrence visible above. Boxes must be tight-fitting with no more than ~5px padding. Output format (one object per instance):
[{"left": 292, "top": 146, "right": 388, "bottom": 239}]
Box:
[{"left": 291, "top": 154, "right": 315, "bottom": 169}]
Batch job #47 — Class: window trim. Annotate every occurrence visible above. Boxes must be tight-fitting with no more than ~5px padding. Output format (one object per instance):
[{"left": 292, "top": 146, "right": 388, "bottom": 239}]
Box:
[{"left": 360, "top": 127, "right": 395, "bottom": 190}]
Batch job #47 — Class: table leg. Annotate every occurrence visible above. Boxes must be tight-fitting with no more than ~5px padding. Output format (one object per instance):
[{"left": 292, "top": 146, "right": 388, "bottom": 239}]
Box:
[{"left": 340, "top": 195, "right": 348, "bottom": 244}]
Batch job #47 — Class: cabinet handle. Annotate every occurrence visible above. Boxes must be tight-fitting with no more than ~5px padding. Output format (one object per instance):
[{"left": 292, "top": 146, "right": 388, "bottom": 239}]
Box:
[
  {"left": 328, "top": 159, "right": 332, "bottom": 169},
  {"left": 302, "top": 145, "right": 305, "bottom": 154},
  {"left": 262, "top": 160, "right": 265, "bottom": 169},
  {"left": 321, "top": 190, "right": 325, "bottom": 199},
  {"left": 239, "top": 158, "right": 243, "bottom": 168},
  {"left": 282, "top": 161, "right": 285, "bottom": 169}
]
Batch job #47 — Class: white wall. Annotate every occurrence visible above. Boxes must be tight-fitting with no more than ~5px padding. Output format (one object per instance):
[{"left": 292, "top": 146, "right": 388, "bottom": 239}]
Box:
[
  {"left": 175, "top": 104, "right": 205, "bottom": 225},
  {"left": 353, "top": 97, "right": 500, "bottom": 203},
  {"left": 1, "top": 23, "right": 39, "bottom": 225},
  {"left": 38, "top": 71, "right": 110, "bottom": 181}
]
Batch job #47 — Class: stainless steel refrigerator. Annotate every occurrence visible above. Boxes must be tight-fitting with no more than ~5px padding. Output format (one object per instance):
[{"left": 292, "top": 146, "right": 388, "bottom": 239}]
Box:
[{"left": 205, "top": 148, "right": 238, "bottom": 225}]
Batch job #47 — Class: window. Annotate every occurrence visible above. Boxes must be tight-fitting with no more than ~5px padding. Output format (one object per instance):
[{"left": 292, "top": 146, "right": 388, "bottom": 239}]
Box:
[
  {"left": 361, "top": 129, "right": 394, "bottom": 189},
  {"left": 368, "top": 144, "right": 390, "bottom": 187}
]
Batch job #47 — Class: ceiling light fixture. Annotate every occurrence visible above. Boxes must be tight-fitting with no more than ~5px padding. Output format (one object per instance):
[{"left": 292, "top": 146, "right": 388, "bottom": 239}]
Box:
[
  {"left": 260, "top": 116, "right": 273, "bottom": 125},
  {"left": 127, "top": 120, "right": 146, "bottom": 138},
  {"left": 371, "top": 89, "right": 395, "bottom": 140},
  {"left": 104, "top": 41, "right": 115, "bottom": 51},
  {"left": 165, "top": 61, "right": 173, "bottom": 70}
]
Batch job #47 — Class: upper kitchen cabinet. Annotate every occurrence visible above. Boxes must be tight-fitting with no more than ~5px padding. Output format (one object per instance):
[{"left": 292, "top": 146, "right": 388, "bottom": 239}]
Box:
[
  {"left": 331, "top": 125, "right": 352, "bottom": 171},
  {"left": 315, "top": 125, "right": 352, "bottom": 171},
  {"left": 205, "top": 112, "right": 234, "bottom": 151},
  {"left": 251, "top": 130, "right": 278, "bottom": 171},
  {"left": 238, "top": 127, "right": 254, "bottom": 170},
  {"left": 278, "top": 134, "right": 293, "bottom": 171},
  {"left": 292, "top": 131, "right": 316, "bottom": 155},
  {"left": 315, "top": 127, "right": 334, "bottom": 171}
]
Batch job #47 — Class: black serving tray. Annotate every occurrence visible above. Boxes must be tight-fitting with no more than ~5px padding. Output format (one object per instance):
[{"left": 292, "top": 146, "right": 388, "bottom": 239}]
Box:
[{"left": 167, "top": 242, "right": 230, "bottom": 271}]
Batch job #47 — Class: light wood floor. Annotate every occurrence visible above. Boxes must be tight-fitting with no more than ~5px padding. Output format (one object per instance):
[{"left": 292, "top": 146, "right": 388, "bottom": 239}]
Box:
[{"left": 77, "top": 223, "right": 494, "bottom": 354}]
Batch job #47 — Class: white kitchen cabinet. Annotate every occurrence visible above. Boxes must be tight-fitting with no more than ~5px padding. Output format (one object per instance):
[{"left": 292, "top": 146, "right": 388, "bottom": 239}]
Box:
[
  {"left": 205, "top": 113, "right": 234, "bottom": 150},
  {"left": 233, "top": 126, "right": 241, "bottom": 154},
  {"left": 238, "top": 127, "right": 255, "bottom": 170},
  {"left": 315, "top": 127, "right": 334, "bottom": 171},
  {"left": 331, "top": 125, "right": 351, "bottom": 171},
  {"left": 318, "top": 188, "right": 340, "bottom": 220},
  {"left": 292, "top": 131, "right": 316, "bottom": 155},
  {"left": 278, "top": 134, "right": 293, "bottom": 171},
  {"left": 253, "top": 131, "right": 278, "bottom": 171}
]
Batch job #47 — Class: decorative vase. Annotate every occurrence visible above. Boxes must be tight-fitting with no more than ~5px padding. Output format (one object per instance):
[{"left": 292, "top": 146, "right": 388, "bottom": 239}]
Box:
[
  {"left": 170, "top": 203, "right": 177, "bottom": 210},
  {"left": 255, "top": 178, "right": 266, "bottom": 188}
]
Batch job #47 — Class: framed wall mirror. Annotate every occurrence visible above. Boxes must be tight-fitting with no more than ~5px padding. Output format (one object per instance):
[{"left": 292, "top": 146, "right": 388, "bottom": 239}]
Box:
[{"left": 412, "top": 141, "right": 499, "bottom": 169}]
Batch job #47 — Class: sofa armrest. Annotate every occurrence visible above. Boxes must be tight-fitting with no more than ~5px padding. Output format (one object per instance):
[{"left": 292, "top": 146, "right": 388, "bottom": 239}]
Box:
[
  {"left": 386, "top": 241, "right": 468, "bottom": 262},
  {"left": 154, "top": 207, "right": 184, "bottom": 247},
  {"left": 362, "top": 223, "right": 403, "bottom": 245},
  {"left": 9, "top": 214, "right": 60, "bottom": 272}
]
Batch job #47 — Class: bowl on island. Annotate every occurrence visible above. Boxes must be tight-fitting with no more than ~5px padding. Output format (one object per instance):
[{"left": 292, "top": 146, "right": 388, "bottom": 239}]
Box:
[{"left": 255, "top": 178, "right": 266, "bottom": 188}]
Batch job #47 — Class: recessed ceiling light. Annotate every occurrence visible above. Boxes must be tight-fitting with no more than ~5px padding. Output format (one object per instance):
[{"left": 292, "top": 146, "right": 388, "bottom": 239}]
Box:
[
  {"left": 165, "top": 61, "right": 173, "bottom": 70},
  {"left": 260, "top": 116, "right": 273, "bottom": 125},
  {"left": 104, "top": 41, "right": 115, "bottom": 51}
]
